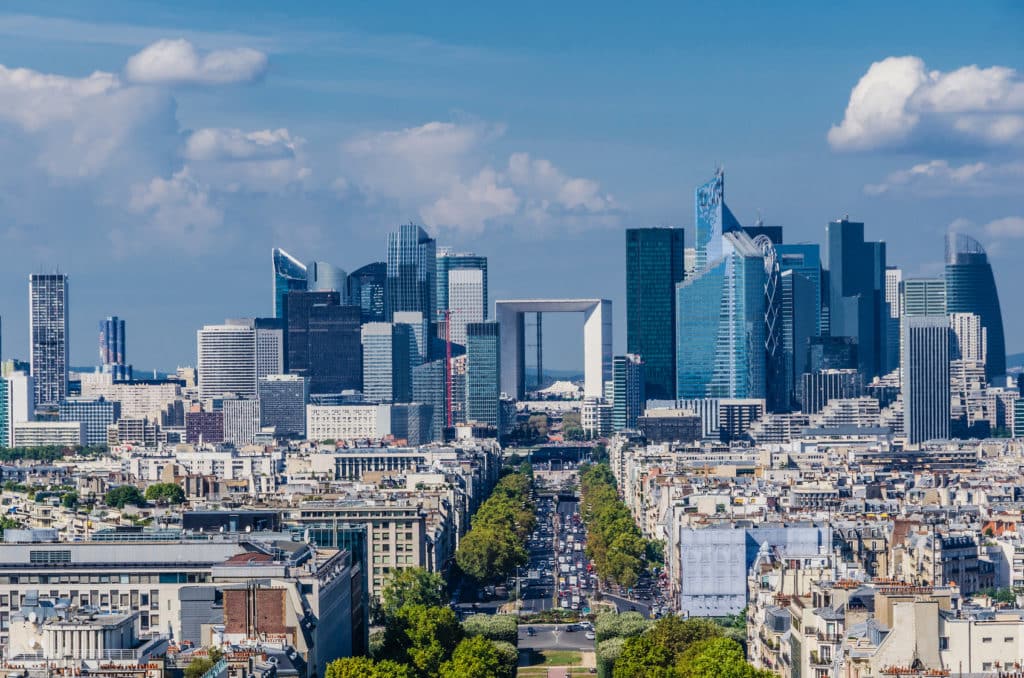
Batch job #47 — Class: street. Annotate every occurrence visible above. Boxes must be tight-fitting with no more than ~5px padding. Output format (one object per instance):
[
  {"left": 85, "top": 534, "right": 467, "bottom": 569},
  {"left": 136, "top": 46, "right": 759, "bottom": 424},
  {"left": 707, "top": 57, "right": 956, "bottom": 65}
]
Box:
[{"left": 517, "top": 623, "right": 595, "bottom": 651}]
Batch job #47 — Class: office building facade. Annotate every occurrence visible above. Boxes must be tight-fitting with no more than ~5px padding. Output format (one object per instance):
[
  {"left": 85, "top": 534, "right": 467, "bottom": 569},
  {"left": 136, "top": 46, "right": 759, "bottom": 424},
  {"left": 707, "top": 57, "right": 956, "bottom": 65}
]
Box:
[
  {"left": 285, "top": 291, "right": 362, "bottom": 394},
  {"left": 949, "top": 312, "right": 987, "bottom": 365},
  {"left": 222, "top": 397, "right": 261, "bottom": 446},
  {"left": 185, "top": 410, "right": 224, "bottom": 444},
  {"left": 885, "top": 266, "right": 903, "bottom": 373},
  {"left": 901, "top": 278, "right": 946, "bottom": 317},
  {"left": 694, "top": 168, "right": 742, "bottom": 272},
  {"left": 903, "top": 316, "right": 951, "bottom": 444},
  {"left": 259, "top": 374, "right": 308, "bottom": 438},
  {"left": 447, "top": 268, "right": 485, "bottom": 347},
  {"left": 197, "top": 324, "right": 257, "bottom": 400},
  {"left": 412, "top": 359, "right": 447, "bottom": 441},
  {"left": 29, "top": 274, "right": 69, "bottom": 409},
  {"left": 387, "top": 224, "right": 436, "bottom": 321},
  {"left": 307, "top": 260, "right": 346, "bottom": 294},
  {"left": 59, "top": 398, "right": 121, "bottom": 447},
  {"left": 466, "top": 322, "right": 500, "bottom": 427},
  {"left": 436, "top": 249, "right": 488, "bottom": 318},
  {"left": 361, "top": 323, "right": 412, "bottom": 403},
  {"left": 272, "top": 248, "right": 308, "bottom": 319},
  {"left": 946, "top": 232, "right": 1006, "bottom": 382},
  {"left": 823, "top": 218, "right": 889, "bottom": 381},
  {"left": 625, "top": 227, "right": 685, "bottom": 401},
  {"left": 612, "top": 354, "right": 645, "bottom": 431},
  {"left": 347, "top": 262, "right": 387, "bottom": 324},
  {"left": 800, "top": 369, "right": 864, "bottom": 415},
  {"left": 98, "top": 316, "right": 130, "bottom": 381}
]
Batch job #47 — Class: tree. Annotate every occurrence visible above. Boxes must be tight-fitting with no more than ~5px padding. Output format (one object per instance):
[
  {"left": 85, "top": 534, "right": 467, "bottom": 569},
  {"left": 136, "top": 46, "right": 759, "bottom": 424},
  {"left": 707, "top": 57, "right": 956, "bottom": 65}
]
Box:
[
  {"left": 103, "top": 485, "right": 145, "bottom": 508},
  {"left": 455, "top": 525, "right": 526, "bottom": 582},
  {"left": 439, "top": 636, "right": 512, "bottom": 678},
  {"left": 381, "top": 567, "right": 446, "bottom": 619},
  {"left": 326, "top": 657, "right": 414, "bottom": 678},
  {"left": 462, "top": 613, "right": 518, "bottom": 646},
  {"left": 184, "top": 658, "right": 214, "bottom": 678},
  {"left": 382, "top": 605, "right": 463, "bottom": 678},
  {"left": 595, "top": 611, "right": 650, "bottom": 643},
  {"left": 676, "top": 638, "right": 774, "bottom": 678},
  {"left": 144, "top": 482, "right": 185, "bottom": 504},
  {"left": 613, "top": 634, "right": 677, "bottom": 678},
  {"left": 0, "top": 516, "right": 22, "bottom": 540},
  {"left": 61, "top": 491, "right": 79, "bottom": 509}
]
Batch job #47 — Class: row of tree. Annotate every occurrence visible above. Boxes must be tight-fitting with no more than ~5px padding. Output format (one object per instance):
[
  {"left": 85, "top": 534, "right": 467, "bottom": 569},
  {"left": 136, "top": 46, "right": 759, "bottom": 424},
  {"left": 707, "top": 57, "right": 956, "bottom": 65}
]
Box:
[
  {"left": 596, "top": 614, "right": 772, "bottom": 678},
  {"left": 0, "top": 446, "right": 107, "bottom": 462},
  {"left": 103, "top": 482, "right": 185, "bottom": 508},
  {"left": 454, "top": 469, "right": 536, "bottom": 582},
  {"left": 327, "top": 568, "right": 517, "bottom": 678},
  {"left": 580, "top": 464, "right": 647, "bottom": 588}
]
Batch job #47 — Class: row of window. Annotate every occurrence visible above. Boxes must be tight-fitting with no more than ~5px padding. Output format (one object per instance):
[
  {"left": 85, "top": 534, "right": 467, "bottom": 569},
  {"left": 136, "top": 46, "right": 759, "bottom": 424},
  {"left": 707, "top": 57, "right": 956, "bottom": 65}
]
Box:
[{"left": 0, "top": 572, "right": 208, "bottom": 585}]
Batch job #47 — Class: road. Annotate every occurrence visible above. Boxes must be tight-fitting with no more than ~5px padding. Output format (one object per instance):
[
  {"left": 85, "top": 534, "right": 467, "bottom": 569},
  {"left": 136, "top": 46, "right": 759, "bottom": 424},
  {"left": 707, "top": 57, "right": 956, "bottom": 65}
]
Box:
[
  {"left": 599, "top": 591, "right": 653, "bottom": 618},
  {"left": 518, "top": 623, "right": 595, "bottom": 651}
]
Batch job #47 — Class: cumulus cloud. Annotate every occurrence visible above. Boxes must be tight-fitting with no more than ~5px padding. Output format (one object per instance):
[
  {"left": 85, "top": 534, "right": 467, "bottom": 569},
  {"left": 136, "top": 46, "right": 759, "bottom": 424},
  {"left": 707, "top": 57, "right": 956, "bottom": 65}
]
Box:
[
  {"left": 342, "top": 121, "right": 618, "bottom": 234},
  {"left": 829, "top": 56, "right": 1024, "bottom": 151},
  {"left": 185, "top": 127, "right": 310, "bottom": 192},
  {"left": 128, "top": 169, "right": 224, "bottom": 250},
  {"left": 984, "top": 216, "right": 1024, "bottom": 238},
  {"left": 864, "top": 159, "right": 1024, "bottom": 197},
  {"left": 124, "top": 38, "right": 267, "bottom": 85}
]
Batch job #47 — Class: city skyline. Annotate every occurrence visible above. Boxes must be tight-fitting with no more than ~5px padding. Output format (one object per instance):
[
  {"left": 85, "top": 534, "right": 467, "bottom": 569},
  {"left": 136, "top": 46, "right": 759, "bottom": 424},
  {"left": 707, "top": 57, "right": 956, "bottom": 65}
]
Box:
[{"left": 0, "top": 3, "right": 1021, "bottom": 372}]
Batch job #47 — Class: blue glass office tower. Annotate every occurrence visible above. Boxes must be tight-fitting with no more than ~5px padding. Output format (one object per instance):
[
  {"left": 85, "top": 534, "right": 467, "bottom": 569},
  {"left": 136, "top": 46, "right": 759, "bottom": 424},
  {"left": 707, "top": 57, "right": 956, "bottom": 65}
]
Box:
[
  {"left": 777, "top": 244, "right": 823, "bottom": 408},
  {"left": 387, "top": 224, "right": 436, "bottom": 321},
  {"left": 945, "top": 232, "right": 1006, "bottom": 383},
  {"left": 272, "top": 248, "right": 308, "bottom": 319},
  {"left": 694, "top": 168, "right": 742, "bottom": 272},
  {"left": 466, "top": 322, "right": 500, "bottom": 427},
  {"left": 626, "top": 228, "right": 685, "bottom": 401},
  {"left": 98, "top": 316, "right": 131, "bottom": 381},
  {"left": 436, "top": 249, "right": 488, "bottom": 317},
  {"left": 823, "top": 218, "right": 889, "bottom": 381},
  {"left": 676, "top": 231, "right": 766, "bottom": 399},
  {"left": 284, "top": 291, "right": 362, "bottom": 394},
  {"left": 612, "top": 354, "right": 645, "bottom": 431},
  {"left": 307, "top": 261, "right": 346, "bottom": 294},
  {"left": 348, "top": 262, "right": 387, "bottom": 323}
]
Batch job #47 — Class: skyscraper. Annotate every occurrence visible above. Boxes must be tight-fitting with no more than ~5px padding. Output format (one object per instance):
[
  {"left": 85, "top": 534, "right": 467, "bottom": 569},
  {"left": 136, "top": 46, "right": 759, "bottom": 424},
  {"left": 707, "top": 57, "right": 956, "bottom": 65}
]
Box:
[
  {"left": 676, "top": 230, "right": 766, "bottom": 400},
  {"left": 625, "top": 227, "right": 685, "bottom": 401},
  {"left": 29, "top": 273, "right": 69, "bottom": 409},
  {"left": 347, "top": 262, "right": 387, "bottom": 324},
  {"left": 99, "top": 316, "right": 131, "bottom": 381},
  {"left": 272, "top": 248, "right": 308, "bottom": 319},
  {"left": 412, "top": 359, "right": 447, "bottom": 442},
  {"left": 946, "top": 232, "right": 1006, "bottom": 383},
  {"left": 823, "top": 218, "right": 888, "bottom": 381},
  {"left": 307, "top": 261, "right": 347, "bottom": 294},
  {"left": 387, "top": 224, "right": 436, "bottom": 321},
  {"left": 902, "top": 315, "right": 950, "bottom": 444},
  {"left": 259, "top": 374, "right": 308, "bottom": 439},
  {"left": 884, "top": 266, "right": 903, "bottom": 373},
  {"left": 777, "top": 244, "right": 823, "bottom": 408},
  {"left": 612, "top": 354, "right": 645, "bottom": 431},
  {"left": 0, "top": 378, "right": 8, "bottom": 447},
  {"left": 694, "top": 168, "right": 742, "bottom": 272},
  {"left": 756, "top": 236, "right": 786, "bottom": 412},
  {"left": 447, "top": 268, "right": 485, "bottom": 347},
  {"left": 394, "top": 311, "right": 429, "bottom": 368},
  {"left": 252, "top": 318, "right": 285, "bottom": 380},
  {"left": 949, "top": 312, "right": 987, "bottom": 364},
  {"left": 436, "top": 249, "right": 488, "bottom": 318},
  {"left": 800, "top": 369, "right": 863, "bottom": 415},
  {"left": 284, "top": 291, "right": 362, "bottom": 394},
  {"left": 901, "top": 278, "right": 946, "bottom": 317},
  {"left": 197, "top": 324, "right": 258, "bottom": 400},
  {"left": 466, "top": 322, "right": 500, "bottom": 427},
  {"left": 361, "top": 323, "right": 412, "bottom": 403}
]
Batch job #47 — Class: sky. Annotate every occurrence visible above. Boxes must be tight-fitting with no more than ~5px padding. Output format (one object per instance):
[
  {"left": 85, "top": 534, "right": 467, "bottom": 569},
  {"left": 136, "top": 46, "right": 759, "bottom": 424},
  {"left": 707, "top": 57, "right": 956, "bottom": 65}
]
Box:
[{"left": 0, "top": 1, "right": 1022, "bottom": 372}]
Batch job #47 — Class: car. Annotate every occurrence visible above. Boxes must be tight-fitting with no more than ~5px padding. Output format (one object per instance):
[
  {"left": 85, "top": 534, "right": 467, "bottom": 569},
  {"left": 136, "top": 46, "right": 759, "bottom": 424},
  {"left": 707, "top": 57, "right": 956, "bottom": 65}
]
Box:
[
  {"left": 564, "top": 624, "right": 579, "bottom": 632},
  {"left": 585, "top": 631, "right": 596, "bottom": 640},
  {"left": 527, "top": 627, "right": 536, "bottom": 636}
]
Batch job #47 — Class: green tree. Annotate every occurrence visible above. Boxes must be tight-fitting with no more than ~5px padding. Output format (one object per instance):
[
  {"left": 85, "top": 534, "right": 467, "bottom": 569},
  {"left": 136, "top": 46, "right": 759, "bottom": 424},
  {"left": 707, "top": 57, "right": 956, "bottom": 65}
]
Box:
[
  {"left": 103, "top": 485, "right": 145, "bottom": 508},
  {"left": 382, "top": 605, "right": 463, "bottom": 678},
  {"left": 0, "top": 516, "right": 22, "bottom": 540},
  {"left": 61, "top": 491, "right": 79, "bottom": 509},
  {"left": 676, "top": 638, "right": 773, "bottom": 678},
  {"left": 381, "top": 567, "right": 446, "bottom": 619},
  {"left": 613, "top": 633, "right": 677, "bottom": 678},
  {"left": 594, "top": 611, "right": 650, "bottom": 643},
  {"left": 461, "top": 613, "right": 518, "bottom": 646},
  {"left": 455, "top": 525, "right": 526, "bottom": 582},
  {"left": 183, "top": 657, "right": 214, "bottom": 678},
  {"left": 439, "top": 636, "right": 512, "bottom": 678},
  {"left": 144, "top": 482, "right": 185, "bottom": 504},
  {"left": 326, "top": 657, "right": 414, "bottom": 678}
]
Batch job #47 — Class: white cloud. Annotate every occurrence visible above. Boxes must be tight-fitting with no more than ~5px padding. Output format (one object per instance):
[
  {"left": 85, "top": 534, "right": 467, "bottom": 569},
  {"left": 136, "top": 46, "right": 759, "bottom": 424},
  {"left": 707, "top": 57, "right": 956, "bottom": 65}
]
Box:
[
  {"left": 864, "top": 159, "right": 1024, "bottom": 197},
  {"left": 985, "top": 216, "right": 1024, "bottom": 238},
  {"left": 342, "top": 121, "right": 619, "bottom": 234},
  {"left": 829, "top": 56, "right": 1024, "bottom": 151},
  {"left": 124, "top": 38, "right": 267, "bottom": 85},
  {"left": 128, "top": 169, "right": 224, "bottom": 250},
  {"left": 185, "top": 127, "right": 311, "bottom": 192}
]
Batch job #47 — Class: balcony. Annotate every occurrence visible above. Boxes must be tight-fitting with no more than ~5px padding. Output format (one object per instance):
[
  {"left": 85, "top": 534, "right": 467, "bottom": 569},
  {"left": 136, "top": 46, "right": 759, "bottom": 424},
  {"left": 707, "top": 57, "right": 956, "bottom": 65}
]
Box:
[
  {"left": 809, "top": 650, "right": 832, "bottom": 667},
  {"left": 817, "top": 631, "right": 843, "bottom": 643}
]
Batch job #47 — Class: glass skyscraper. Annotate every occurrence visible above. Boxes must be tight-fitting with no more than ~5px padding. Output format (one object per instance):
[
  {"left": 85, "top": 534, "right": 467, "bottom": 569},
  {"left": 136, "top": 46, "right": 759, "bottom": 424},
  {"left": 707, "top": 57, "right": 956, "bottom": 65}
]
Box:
[
  {"left": 29, "top": 273, "right": 69, "bottom": 409},
  {"left": 387, "top": 224, "right": 436, "bottom": 321},
  {"left": 823, "top": 218, "right": 889, "bottom": 381},
  {"left": 412, "top": 358, "right": 447, "bottom": 441},
  {"left": 98, "top": 316, "right": 131, "bottom": 381},
  {"left": 945, "top": 232, "right": 1006, "bottom": 382},
  {"left": 676, "top": 231, "right": 766, "bottom": 399},
  {"left": 284, "top": 291, "right": 362, "bottom": 394},
  {"left": 272, "top": 248, "right": 308, "bottom": 319},
  {"left": 307, "top": 261, "right": 347, "bottom": 294},
  {"left": 361, "top": 322, "right": 412, "bottom": 403},
  {"left": 347, "top": 262, "right": 387, "bottom": 323},
  {"left": 612, "top": 354, "right": 645, "bottom": 431},
  {"left": 903, "top": 315, "right": 951, "bottom": 444},
  {"left": 466, "top": 322, "right": 500, "bottom": 427},
  {"left": 625, "top": 227, "right": 685, "bottom": 401},
  {"left": 694, "top": 168, "right": 742, "bottom": 271},
  {"left": 258, "top": 374, "right": 308, "bottom": 438},
  {"left": 436, "top": 249, "right": 488, "bottom": 318},
  {"left": 776, "top": 244, "right": 823, "bottom": 408}
]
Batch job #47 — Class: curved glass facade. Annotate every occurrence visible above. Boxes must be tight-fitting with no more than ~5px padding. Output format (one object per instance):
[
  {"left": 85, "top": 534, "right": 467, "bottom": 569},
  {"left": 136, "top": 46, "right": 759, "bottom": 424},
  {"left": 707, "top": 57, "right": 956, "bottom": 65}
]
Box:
[
  {"left": 945, "top": 232, "right": 1006, "bottom": 381},
  {"left": 272, "top": 248, "right": 308, "bottom": 319}
]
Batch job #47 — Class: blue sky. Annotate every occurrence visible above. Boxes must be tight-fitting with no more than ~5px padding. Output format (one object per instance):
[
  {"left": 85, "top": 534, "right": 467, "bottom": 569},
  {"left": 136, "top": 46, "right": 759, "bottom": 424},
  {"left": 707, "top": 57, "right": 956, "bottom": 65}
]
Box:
[{"left": 0, "top": 2, "right": 1021, "bottom": 371}]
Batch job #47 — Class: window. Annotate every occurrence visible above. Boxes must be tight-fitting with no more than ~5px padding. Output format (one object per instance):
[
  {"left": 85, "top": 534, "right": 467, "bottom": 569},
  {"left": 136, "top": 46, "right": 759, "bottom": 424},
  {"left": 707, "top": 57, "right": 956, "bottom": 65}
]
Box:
[
  {"left": 939, "top": 637, "right": 949, "bottom": 650},
  {"left": 982, "top": 637, "right": 992, "bottom": 643},
  {"left": 1005, "top": 637, "right": 1014, "bottom": 643},
  {"left": 29, "top": 550, "right": 71, "bottom": 564}
]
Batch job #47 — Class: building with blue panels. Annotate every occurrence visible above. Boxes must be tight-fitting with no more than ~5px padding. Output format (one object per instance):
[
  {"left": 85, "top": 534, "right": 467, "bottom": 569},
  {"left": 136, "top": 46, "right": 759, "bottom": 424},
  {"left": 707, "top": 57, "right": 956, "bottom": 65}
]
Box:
[
  {"left": 272, "top": 248, "right": 307, "bottom": 319},
  {"left": 945, "top": 232, "right": 1006, "bottom": 383},
  {"left": 59, "top": 397, "right": 121, "bottom": 447},
  {"left": 466, "top": 322, "right": 500, "bottom": 427}
]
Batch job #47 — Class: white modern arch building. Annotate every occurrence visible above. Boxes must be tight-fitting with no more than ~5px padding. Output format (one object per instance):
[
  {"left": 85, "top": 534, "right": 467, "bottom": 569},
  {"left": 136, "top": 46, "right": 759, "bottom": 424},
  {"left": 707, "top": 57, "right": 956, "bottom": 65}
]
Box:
[{"left": 494, "top": 299, "right": 612, "bottom": 400}]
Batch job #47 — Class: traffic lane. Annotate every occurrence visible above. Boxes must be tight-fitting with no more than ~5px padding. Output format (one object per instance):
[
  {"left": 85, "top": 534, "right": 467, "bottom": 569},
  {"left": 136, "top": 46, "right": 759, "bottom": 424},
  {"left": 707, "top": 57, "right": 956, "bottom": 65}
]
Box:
[
  {"left": 518, "top": 624, "right": 595, "bottom": 651},
  {"left": 599, "top": 592, "right": 653, "bottom": 618}
]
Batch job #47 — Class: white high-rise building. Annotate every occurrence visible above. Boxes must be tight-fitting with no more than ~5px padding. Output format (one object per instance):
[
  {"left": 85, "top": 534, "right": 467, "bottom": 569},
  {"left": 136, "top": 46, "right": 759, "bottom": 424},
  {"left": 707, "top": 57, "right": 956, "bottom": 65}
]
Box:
[
  {"left": 448, "top": 268, "right": 485, "bottom": 347},
  {"left": 6, "top": 372, "right": 34, "bottom": 425},
  {"left": 197, "top": 324, "right": 258, "bottom": 400},
  {"left": 949, "top": 312, "right": 987, "bottom": 365},
  {"left": 255, "top": 326, "right": 283, "bottom": 379},
  {"left": 902, "top": 315, "right": 950, "bottom": 445},
  {"left": 223, "top": 397, "right": 261, "bottom": 446},
  {"left": 29, "top": 274, "right": 69, "bottom": 409}
]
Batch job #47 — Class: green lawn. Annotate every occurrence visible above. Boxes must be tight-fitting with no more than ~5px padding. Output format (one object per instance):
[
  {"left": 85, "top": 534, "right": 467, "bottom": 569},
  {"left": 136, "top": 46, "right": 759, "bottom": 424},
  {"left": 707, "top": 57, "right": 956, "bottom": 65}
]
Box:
[{"left": 536, "top": 650, "right": 582, "bottom": 666}]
